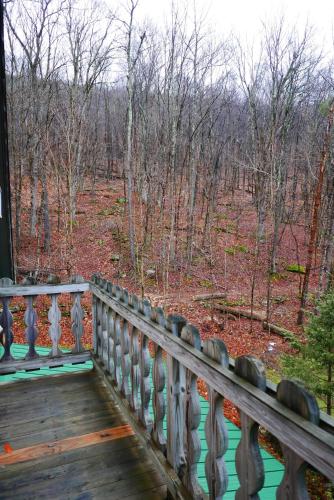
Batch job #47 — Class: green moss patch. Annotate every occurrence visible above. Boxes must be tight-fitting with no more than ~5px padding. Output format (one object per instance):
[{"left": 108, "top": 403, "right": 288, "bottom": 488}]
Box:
[{"left": 286, "top": 264, "right": 305, "bottom": 274}]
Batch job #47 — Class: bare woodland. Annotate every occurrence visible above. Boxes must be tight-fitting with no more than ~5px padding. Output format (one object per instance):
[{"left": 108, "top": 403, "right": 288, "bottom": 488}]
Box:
[{"left": 4, "top": 0, "right": 334, "bottom": 326}]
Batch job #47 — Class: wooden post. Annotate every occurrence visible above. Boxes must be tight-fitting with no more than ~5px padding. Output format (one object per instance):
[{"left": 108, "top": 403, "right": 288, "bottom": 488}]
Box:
[
  {"left": 276, "top": 379, "right": 320, "bottom": 500},
  {"left": 48, "top": 294, "right": 62, "bottom": 357},
  {"left": 166, "top": 314, "right": 187, "bottom": 475},
  {"left": 151, "top": 306, "right": 167, "bottom": 451},
  {"left": 180, "top": 324, "right": 203, "bottom": 499},
  {"left": 129, "top": 294, "right": 140, "bottom": 415},
  {"left": 139, "top": 299, "right": 152, "bottom": 431},
  {"left": 106, "top": 282, "right": 115, "bottom": 376},
  {"left": 24, "top": 295, "right": 39, "bottom": 360},
  {"left": 203, "top": 338, "right": 229, "bottom": 499},
  {"left": 71, "top": 292, "right": 84, "bottom": 353},
  {"left": 120, "top": 289, "right": 131, "bottom": 402},
  {"left": 234, "top": 355, "right": 266, "bottom": 500},
  {"left": 0, "top": 277, "right": 13, "bottom": 361}
]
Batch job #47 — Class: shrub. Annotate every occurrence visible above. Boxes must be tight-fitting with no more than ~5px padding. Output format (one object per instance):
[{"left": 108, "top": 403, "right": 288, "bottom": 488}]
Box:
[{"left": 282, "top": 289, "right": 334, "bottom": 415}]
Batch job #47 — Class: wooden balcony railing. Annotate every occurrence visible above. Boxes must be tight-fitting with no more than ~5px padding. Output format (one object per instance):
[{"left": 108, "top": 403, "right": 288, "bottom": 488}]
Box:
[
  {"left": 1, "top": 274, "right": 333, "bottom": 499},
  {"left": 0, "top": 276, "right": 91, "bottom": 374},
  {"left": 90, "top": 275, "right": 334, "bottom": 500}
]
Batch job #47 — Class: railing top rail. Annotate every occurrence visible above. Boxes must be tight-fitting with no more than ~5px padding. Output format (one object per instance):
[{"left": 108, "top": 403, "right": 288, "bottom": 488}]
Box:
[
  {"left": 91, "top": 280, "right": 334, "bottom": 482},
  {"left": 0, "top": 282, "right": 90, "bottom": 297}
]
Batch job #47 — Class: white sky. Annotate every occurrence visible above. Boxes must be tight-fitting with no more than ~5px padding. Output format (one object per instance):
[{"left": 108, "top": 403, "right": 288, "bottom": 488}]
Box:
[{"left": 134, "top": 0, "right": 334, "bottom": 55}]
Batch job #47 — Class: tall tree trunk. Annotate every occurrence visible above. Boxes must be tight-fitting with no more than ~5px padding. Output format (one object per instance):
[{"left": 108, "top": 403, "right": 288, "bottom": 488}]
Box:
[{"left": 298, "top": 102, "right": 334, "bottom": 325}]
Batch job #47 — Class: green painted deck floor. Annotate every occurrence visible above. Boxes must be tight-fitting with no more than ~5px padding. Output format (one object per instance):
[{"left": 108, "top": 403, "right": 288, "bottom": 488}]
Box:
[{"left": 0, "top": 345, "right": 284, "bottom": 498}]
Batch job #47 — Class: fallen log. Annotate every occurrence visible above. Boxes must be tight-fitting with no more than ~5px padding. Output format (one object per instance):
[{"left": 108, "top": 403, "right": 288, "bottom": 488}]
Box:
[
  {"left": 214, "top": 304, "right": 266, "bottom": 322},
  {"left": 193, "top": 292, "right": 227, "bottom": 302},
  {"left": 262, "top": 322, "right": 299, "bottom": 343},
  {"left": 213, "top": 305, "right": 298, "bottom": 343}
]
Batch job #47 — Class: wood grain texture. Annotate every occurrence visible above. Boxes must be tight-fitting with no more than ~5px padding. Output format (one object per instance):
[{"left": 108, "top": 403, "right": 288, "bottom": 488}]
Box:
[
  {"left": 180, "top": 324, "right": 204, "bottom": 499},
  {"left": 151, "top": 307, "right": 167, "bottom": 451},
  {"left": 139, "top": 330, "right": 152, "bottom": 431},
  {"left": 0, "top": 282, "right": 89, "bottom": 298},
  {"left": 0, "top": 296, "right": 14, "bottom": 362},
  {"left": 0, "top": 351, "right": 91, "bottom": 374},
  {"left": 120, "top": 290, "right": 131, "bottom": 402},
  {"left": 152, "top": 341, "right": 166, "bottom": 451},
  {"left": 0, "top": 370, "right": 167, "bottom": 500},
  {"left": 203, "top": 339, "right": 229, "bottom": 500},
  {"left": 71, "top": 292, "right": 84, "bottom": 353},
  {"left": 101, "top": 301, "right": 109, "bottom": 366},
  {"left": 48, "top": 294, "right": 62, "bottom": 357},
  {"left": 91, "top": 283, "right": 334, "bottom": 482},
  {"left": 24, "top": 296, "right": 39, "bottom": 360},
  {"left": 235, "top": 355, "right": 266, "bottom": 500},
  {"left": 113, "top": 313, "right": 122, "bottom": 390},
  {"left": 276, "top": 380, "right": 320, "bottom": 500},
  {"left": 0, "top": 425, "right": 134, "bottom": 465},
  {"left": 166, "top": 314, "right": 187, "bottom": 476},
  {"left": 93, "top": 357, "right": 190, "bottom": 500},
  {"left": 107, "top": 305, "right": 115, "bottom": 376},
  {"left": 130, "top": 325, "right": 140, "bottom": 415}
]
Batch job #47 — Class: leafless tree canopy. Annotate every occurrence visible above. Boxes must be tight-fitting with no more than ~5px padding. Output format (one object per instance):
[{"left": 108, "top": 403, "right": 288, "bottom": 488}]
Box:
[{"left": 4, "top": 0, "right": 334, "bottom": 321}]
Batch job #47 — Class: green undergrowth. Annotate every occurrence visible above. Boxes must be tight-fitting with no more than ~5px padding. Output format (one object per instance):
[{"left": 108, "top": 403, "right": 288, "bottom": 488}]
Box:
[
  {"left": 286, "top": 263, "right": 305, "bottom": 274},
  {"left": 224, "top": 244, "right": 248, "bottom": 255}
]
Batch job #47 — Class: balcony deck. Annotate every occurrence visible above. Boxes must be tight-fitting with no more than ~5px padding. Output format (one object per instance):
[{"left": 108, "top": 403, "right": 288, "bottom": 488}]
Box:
[
  {"left": 0, "top": 278, "right": 333, "bottom": 500},
  {"left": 0, "top": 368, "right": 167, "bottom": 500},
  {"left": 0, "top": 345, "right": 284, "bottom": 499}
]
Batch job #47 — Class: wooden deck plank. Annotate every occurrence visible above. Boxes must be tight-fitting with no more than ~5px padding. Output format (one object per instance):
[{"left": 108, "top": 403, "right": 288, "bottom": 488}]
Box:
[
  {"left": 0, "top": 437, "right": 141, "bottom": 478},
  {"left": 0, "top": 449, "right": 156, "bottom": 498},
  {"left": 0, "top": 370, "right": 167, "bottom": 500},
  {"left": 0, "top": 425, "right": 134, "bottom": 465},
  {"left": 1, "top": 346, "right": 285, "bottom": 499},
  {"left": 1, "top": 412, "right": 122, "bottom": 449}
]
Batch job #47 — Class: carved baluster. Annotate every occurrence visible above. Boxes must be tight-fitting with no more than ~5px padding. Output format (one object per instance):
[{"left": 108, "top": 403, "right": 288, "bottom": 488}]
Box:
[
  {"left": 97, "top": 298, "right": 104, "bottom": 358},
  {"left": 0, "top": 278, "right": 14, "bottom": 361},
  {"left": 180, "top": 324, "right": 203, "bottom": 499},
  {"left": 235, "top": 355, "right": 266, "bottom": 500},
  {"left": 276, "top": 379, "right": 320, "bottom": 500},
  {"left": 166, "top": 314, "right": 187, "bottom": 475},
  {"left": 106, "top": 305, "right": 114, "bottom": 375},
  {"left": 92, "top": 293, "right": 97, "bottom": 354},
  {"left": 203, "top": 339, "right": 229, "bottom": 499},
  {"left": 130, "top": 294, "right": 140, "bottom": 414},
  {"left": 120, "top": 290, "right": 131, "bottom": 401},
  {"left": 104, "top": 283, "right": 113, "bottom": 375},
  {"left": 151, "top": 307, "right": 167, "bottom": 451},
  {"left": 48, "top": 294, "right": 62, "bottom": 357},
  {"left": 101, "top": 300, "right": 108, "bottom": 366},
  {"left": 24, "top": 295, "right": 39, "bottom": 360},
  {"left": 139, "top": 299, "right": 152, "bottom": 430},
  {"left": 71, "top": 292, "right": 84, "bottom": 353},
  {"left": 113, "top": 313, "right": 122, "bottom": 390}
]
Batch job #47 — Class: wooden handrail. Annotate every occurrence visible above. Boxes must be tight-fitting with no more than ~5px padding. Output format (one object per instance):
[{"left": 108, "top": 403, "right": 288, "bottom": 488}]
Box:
[
  {"left": 91, "top": 275, "right": 334, "bottom": 499},
  {"left": 0, "top": 276, "right": 91, "bottom": 372},
  {"left": 0, "top": 282, "right": 90, "bottom": 297},
  {"left": 1, "top": 274, "right": 333, "bottom": 499}
]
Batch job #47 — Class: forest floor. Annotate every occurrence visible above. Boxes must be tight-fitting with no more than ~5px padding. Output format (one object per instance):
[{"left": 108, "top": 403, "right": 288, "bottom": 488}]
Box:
[
  {"left": 15, "top": 177, "right": 313, "bottom": 368},
  {"left": 11, "top": 177, "right": 332, "bottom": 498}
]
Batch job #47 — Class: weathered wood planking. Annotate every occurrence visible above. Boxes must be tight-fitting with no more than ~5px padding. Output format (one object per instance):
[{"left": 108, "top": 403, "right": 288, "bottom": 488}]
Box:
[
  {"left": 91, "top": 283, "right": 334, "bottom": 482},
  {"left": 93, "top": 357, "right": 192, "bottom": 500},
  {"left": 0, "top": 351, "right": 91, "bottom": 374},
  {"left": 0, "top": 425, "right": 134, "bottom": 465},
  {"left": 235, "top": 356, "right": 266, "bottom": 499},
  {"left": 203, "top": 339, "right": 229, "bottom": 499},
  {"left": 166, "top": 314, "right": 187, "bottom": 476},
  {"left": 276, "top": 380, "right": 320, "bottom": 500},
  {"left": 0, "top": 282, "right": 90, "bottom": 297},
  {"left": 0, "top": 370, "right": 167, "bottom": 500}
]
